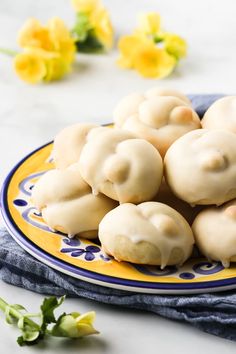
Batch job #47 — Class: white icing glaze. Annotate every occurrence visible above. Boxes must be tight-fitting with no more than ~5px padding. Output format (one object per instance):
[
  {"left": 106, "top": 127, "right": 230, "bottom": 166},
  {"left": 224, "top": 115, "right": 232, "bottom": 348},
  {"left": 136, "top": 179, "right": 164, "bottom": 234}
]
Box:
[
  {"left": 113, "top": 88, "right": 200, "bottom": 157},
  {"left": 79, "top": 127, "right": 163, "bottom": 203},
  {"left": 99, "top": 202, "right": 194, "bottom": 268},
  {"left": 192, "top": 199, "right": 236, "bottom": 267},
  {"left": 53, "top": 123, "right": 98, "bottom": 169},
  {"left": 164, "top": 129, "right": 236, "bottom": 205},
  {"left": 31, "top": 166, "right": 117, "bottom": 238},
  {"left": 202, "top": 96, "right": 236, "bottom": 134},
  {"left": 145, "top": 87, "right": 192, "bottom": 105}
]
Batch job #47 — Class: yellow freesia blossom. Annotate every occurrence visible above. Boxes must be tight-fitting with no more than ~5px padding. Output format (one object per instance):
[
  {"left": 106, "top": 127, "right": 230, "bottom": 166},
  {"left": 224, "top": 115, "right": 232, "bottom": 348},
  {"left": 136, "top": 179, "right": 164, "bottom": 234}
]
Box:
[
  {"left": 51, "top": 311, "right": 99, "bottom": 338},
  {"left": 15, "top": 17, "right": 76, "bottom": 83},
  {"left": 47, "top": 17, "right": 76, "bottom": 62},
  {"left": 71, "top": 0, "right": 101, "bottom": 14},
  {"left": 163, "top": 33, "right": 187, "bottom": 60},
  {"left": 117, "top": 11, "right": 187, "bottom": 79},
  {"left": 137, "top": 12, "right": 161, "bottom": 36},
  {"left": 133, "top": 42, "right": 176, "bottom": 78},
  {"left": 17, "top": 18, "right": 52, "bottom": 51},
  {"left": 117, "top": 34, "right": 149, "bottom": 69},
  {"left": 90, "top": 8, "right": 113, "bottom": 49},
  {"left": 71, "top": 0, "right": 113, "bottom": 51},
  {"left": 14, "top": 51, "right": 47, "bottom": 84}
]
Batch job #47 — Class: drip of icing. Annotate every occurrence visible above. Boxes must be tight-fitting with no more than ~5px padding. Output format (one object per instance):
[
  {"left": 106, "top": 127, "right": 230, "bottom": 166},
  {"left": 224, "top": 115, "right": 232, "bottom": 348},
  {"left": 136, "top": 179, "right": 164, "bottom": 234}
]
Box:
[
  {"left": 92, "top": 187, "right": 99, "bottom": 196},
  {"left": 222, "top": 259, "right": 230, "bottom": 268}
]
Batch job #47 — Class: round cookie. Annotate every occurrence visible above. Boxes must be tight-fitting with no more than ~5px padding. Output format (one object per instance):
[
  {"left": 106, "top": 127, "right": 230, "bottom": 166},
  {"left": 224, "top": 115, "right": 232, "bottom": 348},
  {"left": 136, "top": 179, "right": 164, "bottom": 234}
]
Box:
[
  {"left": 31, "top": 165, "right": 117, "bottom": 238},
  {"left": 192, "top": 200, "right": 236, "bottom": 267},
  {"left": 79, "top": 127, "right": 163, "bottom": 203},
  {"left": 53, "top": 123, "right": 98, "bottom": 169},
  {"left": 99, "top": 202, "right": 194, "bottom": 268},
  {"left": 155, "top": 179, "right": 204, "bottom": 225},
  {"left": 114, "top": 91, "right": 200, "bottom": 157},
  {"left": 202, "top": 96, "right": 236, "bottom": 133},
  {"left": 164, "top": 129, "right": 236, "bottom": 206}
]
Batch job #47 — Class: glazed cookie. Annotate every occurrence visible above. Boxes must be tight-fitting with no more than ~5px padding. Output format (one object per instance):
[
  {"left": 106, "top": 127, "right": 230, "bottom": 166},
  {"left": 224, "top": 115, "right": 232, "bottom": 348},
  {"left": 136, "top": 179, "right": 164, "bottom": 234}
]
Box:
[
  {"left": 192, "top": 200, "right": 236, "bottom": 267},
  {"left": 202, "top": 96, "right": 236, "bottom": 133},
  {"left": 53, "top": 123, "right": 98, "bottom": 169},
  {"left": 79, "top": 127, "right": 163, "bottom": 203},
  {"left": 113, "top": 89, "right": 200, "bottom": 157},
  {"left": 31, "top": 165, "right": 117, "bottom": 238},
  {"left": 99, "top": 202, "right": 194, "bottom": 268},
  {"left": 145, "top": 87, "right": 192, "bottom": 105},
  {"left": 155, "top": 179, "right": 204, "bottom": 225},
  {"left": 164, "top": 129, "right": 236, "bottom": 206}
]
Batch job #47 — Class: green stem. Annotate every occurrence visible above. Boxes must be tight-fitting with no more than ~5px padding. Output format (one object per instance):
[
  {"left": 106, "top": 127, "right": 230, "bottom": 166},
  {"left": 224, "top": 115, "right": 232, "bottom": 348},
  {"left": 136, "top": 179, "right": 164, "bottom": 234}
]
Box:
[
  {"left": 0, "top": 48, "right": 18, "bottom": 56},
  {"left": 0, "top": 297, "right": 40, "bottom": 330}
]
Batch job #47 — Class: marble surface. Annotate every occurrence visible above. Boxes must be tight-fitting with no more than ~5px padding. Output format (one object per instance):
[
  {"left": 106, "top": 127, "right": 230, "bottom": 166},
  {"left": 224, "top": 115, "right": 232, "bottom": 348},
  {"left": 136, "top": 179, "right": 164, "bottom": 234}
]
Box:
[{"left": 1, "top": 0, "right": 236, "bottom": 352}]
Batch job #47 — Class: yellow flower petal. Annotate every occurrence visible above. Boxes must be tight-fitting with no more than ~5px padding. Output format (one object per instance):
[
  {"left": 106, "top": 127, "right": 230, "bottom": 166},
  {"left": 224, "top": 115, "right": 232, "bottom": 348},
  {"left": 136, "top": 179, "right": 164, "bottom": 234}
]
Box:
[
  {"left": 44, "top": 58, "right": 69, "bottom": 81},
  {"left": 76, "top": 311, "right": 99, "bottom": 337},
  {"left": 133, "top": 43, "right": 176, "bottom": 78},
  {"left": 48, "top": 17, "right": 76, "bottom": 62},
  {"left": 14, "top": 51, "right": 46, "bottom": 84},
  {"left": 71, "top": 0, "right": 101, "bottom": 13},
  {"left": 117, "top": 34, "right": 151, "bottom": 68},
  {"left": 91, "top": 8, "right": 113, "bottom": 49},
  {"left": 137, "top": 12, "right": 161, "bottom": 36},
  {"left": 17, "top": 18, "right": 52, "bottom": 51},
  {"left": 163, "top": 33, "right": 187, "bottom": 60}
]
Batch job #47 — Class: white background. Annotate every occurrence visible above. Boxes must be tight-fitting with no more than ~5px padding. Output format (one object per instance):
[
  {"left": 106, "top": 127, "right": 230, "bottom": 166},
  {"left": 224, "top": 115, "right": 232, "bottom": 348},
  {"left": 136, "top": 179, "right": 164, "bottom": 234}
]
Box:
[{"left": 0, "top": 0, "right": 236, "bottom": 352}]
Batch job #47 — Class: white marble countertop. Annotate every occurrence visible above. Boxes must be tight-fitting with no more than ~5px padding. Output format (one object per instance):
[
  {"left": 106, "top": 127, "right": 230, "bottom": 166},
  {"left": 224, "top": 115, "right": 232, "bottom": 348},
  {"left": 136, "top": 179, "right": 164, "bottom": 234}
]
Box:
[{"left": 1, "top": 0, "right": 236, "bottom": 352}]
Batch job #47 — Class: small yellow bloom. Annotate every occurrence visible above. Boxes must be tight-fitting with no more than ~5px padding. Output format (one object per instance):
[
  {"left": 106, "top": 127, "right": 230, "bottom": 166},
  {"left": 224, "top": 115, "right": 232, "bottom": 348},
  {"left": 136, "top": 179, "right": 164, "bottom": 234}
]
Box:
[
  {"left": 14, "top": 51, "right": 47, "bottom": 83},
  {"left": 133, "top": 42, "right": 176, "bottom": 78},
  {"left": 71, "top": 0, "right": 101, "bottom": 14},
  {"left": 91, "top": 8, "right": 113, "bottom": 49},
  {"left": 117, "top": 34, "right": 149, "bottom": 69},
  {"left": 16, "top": 17, "right": 76, "bottom": 83},
  {"left": 47, "top": 17, "right": 76, "bottom": 63},
  {"left": 51, "top": 311, "right": 99, "bottom": 338},
  {"left": 17, "top": 18, "right": 52, "bottom": 51},
  {"left": 137, "top": 12, "right": 161, "bottom": 36},
  {"left": 163, "top": 33, "right": 187, "bottom": 60}
]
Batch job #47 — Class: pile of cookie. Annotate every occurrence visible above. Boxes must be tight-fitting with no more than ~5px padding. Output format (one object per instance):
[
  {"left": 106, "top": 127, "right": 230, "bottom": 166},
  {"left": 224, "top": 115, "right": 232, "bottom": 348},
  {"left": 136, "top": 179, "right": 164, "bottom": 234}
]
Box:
[{"left": 32, "top": 89, "right": 236, "bottom": 269}]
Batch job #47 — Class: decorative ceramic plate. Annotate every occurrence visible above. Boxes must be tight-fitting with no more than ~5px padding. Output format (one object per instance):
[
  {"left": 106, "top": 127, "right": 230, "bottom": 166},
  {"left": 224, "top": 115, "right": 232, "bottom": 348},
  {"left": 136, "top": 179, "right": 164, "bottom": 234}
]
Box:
[{"left": 2, "top": 141, "right": 236, "bottom": 294}]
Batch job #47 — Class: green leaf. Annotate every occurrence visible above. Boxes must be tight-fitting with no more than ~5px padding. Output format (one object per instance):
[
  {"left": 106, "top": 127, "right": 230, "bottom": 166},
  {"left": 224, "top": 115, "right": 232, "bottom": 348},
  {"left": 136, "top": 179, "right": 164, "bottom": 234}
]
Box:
[
  {"left": 5, "top": 305, "right": 15, "bottom": 324},
  {"left": 23, "top": 330, "right": 40, "bottom": 342},
  {"left": 75, "top": 31, "right": 104, "bottom": 53},
  {"left": 11, "top": 304, "right": 26, "bottom": 311},
  {"left": 17, "top": 332, "right": 41, "bottom": 347},
  {"left": 40, "top": 296, "right": 65, "bottom": 330},
  {"left": 71, "top": 12, "right": 91, "bottom": 42}
]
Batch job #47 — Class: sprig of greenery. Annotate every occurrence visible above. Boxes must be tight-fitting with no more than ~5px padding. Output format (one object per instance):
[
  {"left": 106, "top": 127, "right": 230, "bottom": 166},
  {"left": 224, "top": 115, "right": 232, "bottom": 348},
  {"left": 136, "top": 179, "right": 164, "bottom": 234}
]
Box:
[{"left": 0, "top": 296, "right": 99, "bottom": 346}]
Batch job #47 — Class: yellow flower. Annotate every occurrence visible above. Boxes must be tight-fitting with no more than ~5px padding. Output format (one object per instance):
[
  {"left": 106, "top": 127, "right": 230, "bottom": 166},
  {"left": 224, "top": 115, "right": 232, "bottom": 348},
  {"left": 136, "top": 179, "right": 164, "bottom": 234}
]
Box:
[
  {"left": 117, "top": 34, "right": 149, "bottom": 69},
  {"left": 90, "top": 8, "right": 113, "bottom": 49},
  {"left": 47, "top": 17, "right": 76, "bottom": 63},
  {"left": 133, "top": 42, "right": 176, "bottom": 78},
  {"left": 17, "top": 18, "right": 52, "bottom": 51},
  {"left": 51, "top": 311, "right": 99, "bottom": 338},
  {"left": 163, "top": 33, "right": 187, "bottom": 60},
  {"left": 15, "top": 17, "right": 76, "bottom": 83},
  {"left": 136, "top": 12, "right": 161, "bottom": 36},
  {"left": 71, "top": 0, "right": 101, "bottom": 14},
  {"left": 14, "top": 50, "right": 47, "bottom": 83}
]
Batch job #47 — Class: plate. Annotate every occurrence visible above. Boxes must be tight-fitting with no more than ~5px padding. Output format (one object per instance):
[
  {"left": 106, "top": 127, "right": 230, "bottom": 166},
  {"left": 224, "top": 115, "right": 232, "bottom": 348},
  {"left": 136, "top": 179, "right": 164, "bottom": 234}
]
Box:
[{"left": 2, "top": 141, "right": 236, "bottom": 294}]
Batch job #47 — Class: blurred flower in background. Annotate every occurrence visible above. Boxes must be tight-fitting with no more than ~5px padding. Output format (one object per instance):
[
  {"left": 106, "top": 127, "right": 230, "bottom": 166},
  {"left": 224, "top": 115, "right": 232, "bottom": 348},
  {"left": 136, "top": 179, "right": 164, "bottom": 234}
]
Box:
[
  {"left": 117, "top": 12, "right": 187, "bottom": 78},
  {"left": 14, "top": 17, "right": 76, "bottom": 83},
  {"left": 0, "top": 4, "right": 187, "bottom": 84},
  {"left": 71, "top": 0, "right": 113, "bottom": 52}
]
